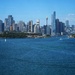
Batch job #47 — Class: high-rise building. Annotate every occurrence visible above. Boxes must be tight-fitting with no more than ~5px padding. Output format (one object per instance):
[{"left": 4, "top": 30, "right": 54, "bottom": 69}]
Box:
[
  {"left": 65, "top": 20, "right": 69, "bottom": 28},
  {"left": 13, "top": 23, "right": 17, "bottom": 31},
  {"left": 36, "top": 19, "right": 40, "bottom": 25},
  {"left": 4, "top": 18, "right": 9, "bottom": 31},
  {"left": 72, "top": 25, "right": 75, "bottom": 31},
  {"left": 4, "top": 15, "right": 14, "bottom": 31},
  {"left": 56, "top": 19, "right": 65, "bottom": 35},
  {"left": 34, "top": 24, "right": 37, "bottom": 33},
  {"left": 59, "top": 22, "right": 65, "bottom": 35},
  {"left": 2, "top": 23, "right": 4, "bottom": 32},
  {"left": 46, "top": 25, "right": 50, "bottom": 35},
  {"left": 51, "top": 11, "right": 56, "bottom": 36},
  {"left": 41, "top": 25, "right": 50, "bottom": 35},
  {"left": 8, "top": 15, "right": 14, "bottom": 26},
  {"left": 18, "top": 21, "right": 25, "bottom": 32},
  {"left": 46, "top": 17, "right": 48, "bottom": 25},
  {"left": 0, "top": 20, "right": 3, "bottom": 33},
  {"left": 28, "top": 20, "right": 33, "bottom": 33},
  {"left": 55, "top": 19, "right": 60, "bottom": 35},
  {"left": 36, "top": 19, "right": 40, "bottom": 33},
  {"left": 10, "top": 25, "right": 13, "bottom": 31}
]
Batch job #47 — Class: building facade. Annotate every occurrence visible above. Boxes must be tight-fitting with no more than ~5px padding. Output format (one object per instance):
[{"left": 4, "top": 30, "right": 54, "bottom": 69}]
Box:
[{"left": 51, "top": 11, "right": 56, "bottom": 36}]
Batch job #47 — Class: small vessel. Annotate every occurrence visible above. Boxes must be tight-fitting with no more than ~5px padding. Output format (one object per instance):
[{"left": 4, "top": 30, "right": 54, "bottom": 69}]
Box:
[
  {"left": 59, "top": 38, "right": 62, "bottom": 40},
  {"left": 5, "top": 39, "right": 6, "bottom": 42}
]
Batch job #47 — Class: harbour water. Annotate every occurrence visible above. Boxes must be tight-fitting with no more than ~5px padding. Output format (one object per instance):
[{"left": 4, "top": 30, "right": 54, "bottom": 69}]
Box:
[{"left": 0, "top": 36, "right": 75, "bottom": 75}]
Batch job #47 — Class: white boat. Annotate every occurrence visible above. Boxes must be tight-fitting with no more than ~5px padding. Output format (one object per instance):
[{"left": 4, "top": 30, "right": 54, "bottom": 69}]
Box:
[{"left": 5, "top": 39, "right": 6, "bottom": 42}]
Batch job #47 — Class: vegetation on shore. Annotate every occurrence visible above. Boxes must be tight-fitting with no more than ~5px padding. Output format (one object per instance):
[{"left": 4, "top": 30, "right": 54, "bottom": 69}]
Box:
[
  {"left": 71, "top": 34, "right": 75, "bottom": 38},
  {"left": 0, "top": 31, "right": 42, "bottom": 38}
]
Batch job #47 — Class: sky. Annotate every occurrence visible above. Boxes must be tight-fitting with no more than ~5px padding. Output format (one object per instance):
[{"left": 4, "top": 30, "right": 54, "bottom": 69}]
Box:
[{"left": 0, "top": 0, "right": 75, "bottom": 26}]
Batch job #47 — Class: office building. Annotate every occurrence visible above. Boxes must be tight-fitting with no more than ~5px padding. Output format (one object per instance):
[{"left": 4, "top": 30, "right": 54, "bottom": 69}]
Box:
[
  {"left": 46, "top": 17, "right": 48, "bottom": 25},
  {"left": 28, "top": 20, "right": 33, "bottom": 33},
  {"left": 65, "top": 20, "right": 69, "bottom": 28},
  {"left": 55, "top": 19, "right": 60, "bottom": 35},
  {"left": 8, "top": 15, "right": 14, "bottom": 26},
  {"left": 0, "top": 20, "right": 3, "bottom": 33},
  {"left": 51, "top": 11, "right": 56, "bottom": 36},
  {"left": 4, "top": 15, "right": 14, "bottom": 31},
  {"left": 18, "top": 21, "right": 25, "bottom": 32}
]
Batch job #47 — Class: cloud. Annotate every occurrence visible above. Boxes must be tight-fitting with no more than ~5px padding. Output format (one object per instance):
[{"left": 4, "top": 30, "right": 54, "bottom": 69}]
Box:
[
  {"left": 68, "top": 14, "right": 75, "bottom": 16},
  {"left": 66, "top": 13, "right": 75, "bottom": 21},
  {"left": 65, "top": 13, "right": 75, "bottom": 25}
]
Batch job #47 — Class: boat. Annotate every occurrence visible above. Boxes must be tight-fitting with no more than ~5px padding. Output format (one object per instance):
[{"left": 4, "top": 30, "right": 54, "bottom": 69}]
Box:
[{"left": 5, "top": 39, "right": 6, "bottom": 42}]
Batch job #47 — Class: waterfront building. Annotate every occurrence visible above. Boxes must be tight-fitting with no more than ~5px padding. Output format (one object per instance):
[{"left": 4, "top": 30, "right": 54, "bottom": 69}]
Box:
[
  {"left": 4, "top": 18, "right": 9, "bottom": 31},
  {"left": 55, "top": 19, "right": 60, "bottom": 35},
  {"left": 59, "top": 22, "right": 65, "bottom": 35},
  {"left": 42, "top": 25, "right": 50, "bottom": 35},
  {"left": 36, "top": 19, "right": 40, "bottom": 33},
  {"left": 18, "top": 21, "right": 25, "bottom": 32},
  {"left": 32, "top": 24, "right": 35, "bottom": 33},
  {"left": 46, "top": 25, "right": 51, "bottom": 35},
  {"left": 34, "top": 24, "right": 37, "bottom": 33},
  {"left": 51, "top": 11, "right": 56, "bottom": 36},
  {"left": 56, "top": 19, "right": 65, "bottom": 35},
  {"left": 0, "top": 20, "right": 3, "bottom": 33},
  {"left": 27, "top": 20, "right": 33, "bottom": 33},
  {"left": 10, "top": 25, "right": 13, "bottom": 31},
  {"left": 4, "top": 15, "right": 14, "bottom": 31},
  {"left": 8, "top": 15, "right": 14, "bottom": 26},
  {"left": 72, "top": 25, "right": 75, "bottom": 31},
  {"left": 46, "top": 17, "right": 48, "bottom": 25},
  {"left": 13, "top": 23, "right": 17, "bottom": 31},
  {"left": 65, "top": 20, "right": 69, "bottom": 28},
  {"left": 34, "top": 20, "right": 40, "bottom": 33},
  {"left": 2, "top": 23, "right": 4, "bottom": 32}
]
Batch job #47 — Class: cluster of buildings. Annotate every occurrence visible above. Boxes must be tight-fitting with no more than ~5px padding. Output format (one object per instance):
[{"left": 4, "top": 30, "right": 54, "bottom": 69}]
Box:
[{"left": 0, "top": 11, "right": 75, "bottom": 36}]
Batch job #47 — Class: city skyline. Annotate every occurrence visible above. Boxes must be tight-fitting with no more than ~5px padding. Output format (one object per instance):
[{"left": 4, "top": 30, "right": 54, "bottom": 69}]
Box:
[{"left": 0, "top": 0, "right": 75, "bottom": 25}]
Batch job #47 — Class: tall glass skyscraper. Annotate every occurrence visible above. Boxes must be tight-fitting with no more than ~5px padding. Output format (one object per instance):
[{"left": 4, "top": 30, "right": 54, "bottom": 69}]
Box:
[
  {"left": 4, "top": 15, "right": 14, "bottom": 31},
  {"left": 8, "top": 15, "right": 13, "bottom": 26},
  {"left": 51, "top": 11, "right": 56, "bottom": 36}
]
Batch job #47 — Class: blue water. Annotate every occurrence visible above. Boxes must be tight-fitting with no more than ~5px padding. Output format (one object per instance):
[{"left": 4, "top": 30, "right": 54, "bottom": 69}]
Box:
[{"left": 0, "top": 36, "right": 75, "bottom": 75}]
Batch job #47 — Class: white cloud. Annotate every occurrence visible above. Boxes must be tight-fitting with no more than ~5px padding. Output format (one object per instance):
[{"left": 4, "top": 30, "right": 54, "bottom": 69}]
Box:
[
  {"left": 66, "top": 13, "right": 75, "bottom": 21},
  {"left": 65, "top": 13, "right": 75, "bottom": 25},
  {"left": 68, "top": 14, "right": 75, "bottom": 16}
]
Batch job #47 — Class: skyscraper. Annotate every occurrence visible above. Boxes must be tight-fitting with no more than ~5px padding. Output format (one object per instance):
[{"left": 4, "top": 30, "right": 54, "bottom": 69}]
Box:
[
  {"left": 51, "top": 11, "right": 56, "bottom": 36},
  {"left": 18, "top": 21, "right": 25, "bottom": 32},
  {"left": 36, "top": 19, "right": 40, "bottom": 33},
  {"left": 55, "top": 19, "right": 60, "bottom": 35},
  {"left": 0, "top": 20, "right": 3, "bottom": 33},
  {"left": 8, "top": 15, "right": 14, "bottom": 26},
  {"left": 34, "top": 20, "right": 40, "bottom": 33},
  {"left": 4, "top": 15, "right": 14, "bottom": 31},
  {"left": 4, "top": 18, "right": 9, "bottom": 31},
  {"left": 59, "top": 22, "right": 65, "bottom": 35},
  {"left": 46, "top": 17, "right": 48, "bottom": 25},
  {"left": 12, "top": 23, "right": 17, "bottom": 31},
  {"left": 27, "top": 20, "right": 33, "bottom": 33},
  {"left": 65, "top": 20, "right": 69, "bottom": 28}
]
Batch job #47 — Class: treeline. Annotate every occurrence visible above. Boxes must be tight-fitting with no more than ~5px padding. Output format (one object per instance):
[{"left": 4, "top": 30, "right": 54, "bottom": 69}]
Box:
[
  {"left": 0, "top": 31, "right": 42, "bottom": 38},
  {"left": 72, "top": 34, "right": 75, "bottom": 38}
]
